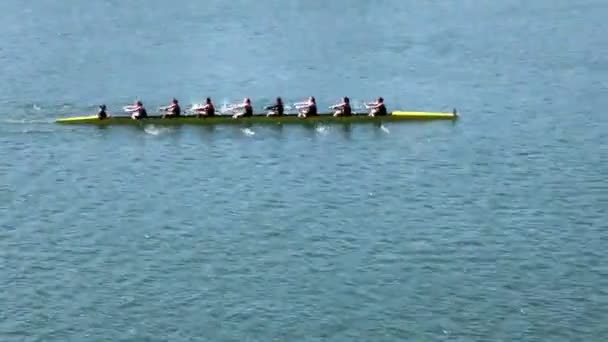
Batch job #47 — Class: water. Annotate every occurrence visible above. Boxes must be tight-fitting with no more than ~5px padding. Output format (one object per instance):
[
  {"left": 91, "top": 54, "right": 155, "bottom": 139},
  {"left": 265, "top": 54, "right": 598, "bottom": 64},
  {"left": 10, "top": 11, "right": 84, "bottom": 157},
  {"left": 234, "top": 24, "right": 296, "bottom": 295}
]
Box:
[{"left": 1, "top": 0, "right": 607, "bottom": 340}]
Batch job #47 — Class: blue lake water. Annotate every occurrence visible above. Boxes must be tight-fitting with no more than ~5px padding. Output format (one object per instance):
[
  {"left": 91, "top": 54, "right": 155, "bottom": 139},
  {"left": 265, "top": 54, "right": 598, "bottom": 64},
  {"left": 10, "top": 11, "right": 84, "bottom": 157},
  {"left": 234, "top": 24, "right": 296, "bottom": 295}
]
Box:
[{"left": 1, "top": 0, "right": 607, "bottom": 340}]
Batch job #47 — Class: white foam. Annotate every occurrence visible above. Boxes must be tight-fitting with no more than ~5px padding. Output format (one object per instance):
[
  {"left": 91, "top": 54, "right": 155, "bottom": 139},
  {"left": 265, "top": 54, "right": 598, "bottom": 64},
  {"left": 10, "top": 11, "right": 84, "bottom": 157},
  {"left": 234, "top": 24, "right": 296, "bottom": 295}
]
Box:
[
  {"left": 316, "top": 125, "right": 328, "bottom": 135},
  {"left": 241, "top": 128, "right": 255, "bottom": 136},
  {"left": 2, "top": 118, "right": 53, "bottom": 124},
  {"left": 143, "top": 126, "right": 160, "bottom": 135},
  {"left": 143, "top": 125, "right": 173, "bottom": 136}
]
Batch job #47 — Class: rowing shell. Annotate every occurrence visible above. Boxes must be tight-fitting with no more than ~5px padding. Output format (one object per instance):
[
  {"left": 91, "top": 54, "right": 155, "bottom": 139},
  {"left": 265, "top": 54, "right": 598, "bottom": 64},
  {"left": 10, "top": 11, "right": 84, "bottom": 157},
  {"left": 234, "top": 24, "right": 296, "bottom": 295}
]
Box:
[{"left": 55, "top": 110, "right": 458, "bottom": 125}]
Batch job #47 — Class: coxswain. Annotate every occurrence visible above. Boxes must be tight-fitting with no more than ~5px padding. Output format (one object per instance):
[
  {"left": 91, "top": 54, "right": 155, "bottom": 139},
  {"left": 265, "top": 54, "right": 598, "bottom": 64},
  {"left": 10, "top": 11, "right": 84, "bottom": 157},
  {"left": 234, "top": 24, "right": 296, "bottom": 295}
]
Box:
[
  {"left": 97, "top": 104, "right": 108, "bottom": 120},
  {"left": 366, "top": 97, "right": 387, "bottom": 116},
  {"left": 330, "top": 97, "right": 352, "bottom": 117},
  {"left": 161, "top": 98, "right": 181, "bottom": 118},
  {"left": 295, "top": 96, "right": 317, "bottom": 118},
  {"left": 196, "top": 97, "right": 215, "bottom": 117},
  {"left": 232, "top": 97, "right": 253, "bottom": 119},
  {"left": 265, "top": 97, "right": 284, "bottom": 117},
  {"left": 126, "top": 100, "right": 148, "bottom": 120}
]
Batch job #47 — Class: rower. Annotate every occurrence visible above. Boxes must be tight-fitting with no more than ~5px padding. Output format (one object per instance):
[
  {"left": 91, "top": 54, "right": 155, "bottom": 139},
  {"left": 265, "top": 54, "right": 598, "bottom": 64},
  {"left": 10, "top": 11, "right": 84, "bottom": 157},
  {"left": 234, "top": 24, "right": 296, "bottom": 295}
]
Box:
[
  {"left": 295, "top": 96, "right": 317, "bottom": 118},
  {"left": 196, "top": 97, "right": 215, "bottom": 117},
  {"left": 331, "top": 97, "right": 352, "bottom": 117},
  {"left": 265, "top": 97, "right": 284, "bottom": 117},
  {"left": 126, "top": 100, "right": 148, "bottom": 120},
  {"left": 161, "top": 98, "right": 181, "bottom": 118},
  {"left": 97, "top": 104, "right": 108, "bottom": 120},
  {"left": 366, "top": 97, "right": 387, "bottom": 116},
  {"left": 232, "top": 97, "right": 253, "bottom": 119}
]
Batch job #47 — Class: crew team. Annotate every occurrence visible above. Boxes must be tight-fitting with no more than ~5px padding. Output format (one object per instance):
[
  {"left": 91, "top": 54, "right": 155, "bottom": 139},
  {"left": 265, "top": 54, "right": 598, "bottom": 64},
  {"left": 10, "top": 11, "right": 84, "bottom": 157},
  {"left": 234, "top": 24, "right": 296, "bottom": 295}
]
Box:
[{"left": 97, "top": 97, "right": 387, "bottom": 120}]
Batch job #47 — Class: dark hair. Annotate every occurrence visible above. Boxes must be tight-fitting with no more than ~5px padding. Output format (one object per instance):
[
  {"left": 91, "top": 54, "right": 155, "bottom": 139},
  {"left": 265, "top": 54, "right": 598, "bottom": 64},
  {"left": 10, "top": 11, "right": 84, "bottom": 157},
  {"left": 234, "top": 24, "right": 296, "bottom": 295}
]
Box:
[
  {"left": 344, "top": 97, "right": 350, "bottom": 103},
  {"left": 310, "top": 96, "right": 316, "bottom": 103},
  {"left": 378, "top": 97, "right": 383, "bottom": 103},
  {"left": 136, "top": 101, "right": 143, "bottom": 106},
  {"left": 99, "top": 104, "right": 106, "bottom": 110},
  {"left": 172, "top": 98, "right": 178, "bottom": 104},
  {"left": 206, "top": 97, "right": 211, "bottom": 103},
  {"left": 277, "top": 97, "right": 282, "bottom": 104}
]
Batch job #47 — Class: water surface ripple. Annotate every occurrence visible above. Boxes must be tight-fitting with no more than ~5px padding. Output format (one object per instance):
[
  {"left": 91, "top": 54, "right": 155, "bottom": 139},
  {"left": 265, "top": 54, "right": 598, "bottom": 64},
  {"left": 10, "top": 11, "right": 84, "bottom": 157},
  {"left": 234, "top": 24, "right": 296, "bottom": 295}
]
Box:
[{"left": 1, "top": 0, "right": 607, "bottom": 340}]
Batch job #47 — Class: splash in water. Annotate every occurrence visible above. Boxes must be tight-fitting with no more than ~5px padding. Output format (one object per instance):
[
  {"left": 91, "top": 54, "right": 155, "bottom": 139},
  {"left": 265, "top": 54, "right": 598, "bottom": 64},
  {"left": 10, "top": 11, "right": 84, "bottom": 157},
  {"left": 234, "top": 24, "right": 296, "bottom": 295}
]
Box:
[
  {"left": 315, "top": 125, "right": 328, "bottom": 135},
  {"left": 241, "top": 128, "right": 255, "bottom": 136},
  {"left": 143, "top": 125, "right": 173, "bottom": 136}
]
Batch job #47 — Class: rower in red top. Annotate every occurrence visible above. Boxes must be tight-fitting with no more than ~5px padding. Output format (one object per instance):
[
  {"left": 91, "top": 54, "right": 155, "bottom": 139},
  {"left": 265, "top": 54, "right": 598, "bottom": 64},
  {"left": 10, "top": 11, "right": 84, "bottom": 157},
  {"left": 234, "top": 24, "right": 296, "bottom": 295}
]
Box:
[
  {"left": 232, "top": 97, "right": 253, "bottom": 119},
  {"left": 366, "top": 97, "right": 387, "bottom": 116},
  {"left": 125, "top": 100, "right": 148, "bottom": 120},
  {"left": 295, "top": 96, "right": 317, "bottom": 118},
  {"left": 331, "top": 97, "right": 352, "bottom": 117},
  {"left": 196, "top": 97, "right": 215, "bottom": 117},
  {"left": 160, "top": 98, "right": 181, "bottom": 118}
]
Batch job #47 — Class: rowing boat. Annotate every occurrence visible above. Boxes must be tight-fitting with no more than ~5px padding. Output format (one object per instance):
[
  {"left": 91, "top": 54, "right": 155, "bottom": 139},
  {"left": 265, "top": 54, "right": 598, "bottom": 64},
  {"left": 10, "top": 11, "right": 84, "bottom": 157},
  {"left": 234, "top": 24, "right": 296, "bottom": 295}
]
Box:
[{"left": 56, "top": 110, "right": 458, "bottom": 125}]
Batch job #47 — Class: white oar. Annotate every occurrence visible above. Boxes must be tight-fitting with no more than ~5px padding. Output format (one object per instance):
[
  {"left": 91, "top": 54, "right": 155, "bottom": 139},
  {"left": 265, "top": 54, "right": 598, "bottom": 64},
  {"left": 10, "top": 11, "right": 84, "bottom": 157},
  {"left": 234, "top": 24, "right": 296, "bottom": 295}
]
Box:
[
  {"left": 189, "top": 103, "right": 205, "bottom": 115},
  {"left": 293, "top": 103, "right": 309, "bottom": 114},
  {"left": 352, "top": 100, "right": 369, "bottom": 115},
  {"left": 220, "top": 101, "right": 239, "bottom": 115}
]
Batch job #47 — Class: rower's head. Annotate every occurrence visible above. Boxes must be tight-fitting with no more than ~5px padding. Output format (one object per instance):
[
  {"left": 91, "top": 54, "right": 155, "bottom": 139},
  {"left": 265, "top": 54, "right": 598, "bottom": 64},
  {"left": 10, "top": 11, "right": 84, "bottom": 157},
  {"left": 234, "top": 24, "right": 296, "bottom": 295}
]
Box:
[
  {"left": 377, "top": 97, "right": 384, "bottom": 103},
  {"left": 244, "top": 97, "right": 251, "bottom": 104},
  {"left": 99, "top": 104, "right": 106, "bottom": 110},
  {"left": 277, "top": 97, "right": 282, "bottom": 105},
  {"left": 309, "top": 96, "right": 316, "bottom": 103},
  {"left": 172, "top": 98, "right": 178, "bottom": 104},
  {"left": 206, "top": 97, "right": 212, "bottom": 104},
  {"left": 343, "top": 97, "right": 350, "bottom": 104},
  {"left": 136, "top": 100, "right": 143, "bottom": 106}
]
